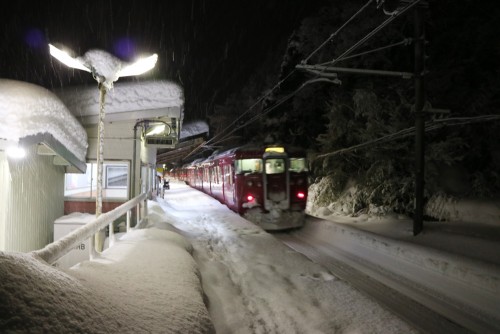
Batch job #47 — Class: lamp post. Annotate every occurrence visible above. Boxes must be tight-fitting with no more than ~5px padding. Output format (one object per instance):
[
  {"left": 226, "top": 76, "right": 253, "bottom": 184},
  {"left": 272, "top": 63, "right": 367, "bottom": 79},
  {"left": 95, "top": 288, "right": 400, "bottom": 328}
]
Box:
[{"left": 49, "top": 44, "right": 157, "bottom": 253}]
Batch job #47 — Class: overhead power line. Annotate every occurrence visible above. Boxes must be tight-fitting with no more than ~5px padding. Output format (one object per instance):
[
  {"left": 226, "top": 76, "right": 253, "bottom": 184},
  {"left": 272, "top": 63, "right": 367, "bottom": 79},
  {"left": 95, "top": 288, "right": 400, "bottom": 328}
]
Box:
[
  {"left": 202, "top": 68, "right": 299, "bottom": 149},
  {"left": 206, "top": 78, "right": 340, "bottom": 148},
  {"left": 180, "top": 0, "right": 425, "bottom": 162},
  {"left": 317, "top": 38, "right": 413, "bottom": 66},
  {"left": 323, "top": 0, "right": 423, "bottom": 67},
  {"left": 302, "top": 0, "right": 376, "bottom": 64},
  {"left": 315, "top": 114, "right": 500, "bottom": 159},
  {"left": 207, "top": 1, "right": 416, "bottom": 150}
]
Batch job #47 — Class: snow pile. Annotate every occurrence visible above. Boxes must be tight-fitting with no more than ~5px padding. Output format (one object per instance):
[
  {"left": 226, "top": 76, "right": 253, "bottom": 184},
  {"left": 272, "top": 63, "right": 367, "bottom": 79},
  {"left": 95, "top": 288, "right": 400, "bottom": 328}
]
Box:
[
  {"left": 305, "top": 182, "right": 500, "bottom": 324},
  {"left": 0, "top": 201, "right": 214, "bottom": 334},
  {"left": 55, "top": 80, "right": 184, "bottom": 117},
  {"left": 0, "top": 251, "right": 132, "bottom": 333},
  {"left": 0, "top": 79, "right": 88, "bottom": 161},
  {"left": 425, "top": 193, "right": 500, "bottom": 226},
  {"left": 306, "top": 179, "right": 500, "bottom": 266},
  {"left": 307, "top": 176, "right": 500, "bottom": 227}
]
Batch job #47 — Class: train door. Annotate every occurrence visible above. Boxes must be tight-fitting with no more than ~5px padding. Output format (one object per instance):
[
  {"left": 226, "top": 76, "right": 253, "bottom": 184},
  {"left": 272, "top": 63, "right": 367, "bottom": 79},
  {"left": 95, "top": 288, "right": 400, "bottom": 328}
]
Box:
[
  {"left": 262, "top": 153, "right": 290, "bottom": 211},
  {"left": 222, "top": 162, "right": 235, "bottom": 209}
]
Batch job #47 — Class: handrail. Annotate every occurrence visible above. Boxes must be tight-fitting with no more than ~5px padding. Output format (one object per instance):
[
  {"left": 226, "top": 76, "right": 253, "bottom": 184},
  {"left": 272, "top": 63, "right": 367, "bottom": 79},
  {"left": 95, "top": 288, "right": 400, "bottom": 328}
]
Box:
[{"left": 32, "top": 193, "right": 148, "bottom": 265}]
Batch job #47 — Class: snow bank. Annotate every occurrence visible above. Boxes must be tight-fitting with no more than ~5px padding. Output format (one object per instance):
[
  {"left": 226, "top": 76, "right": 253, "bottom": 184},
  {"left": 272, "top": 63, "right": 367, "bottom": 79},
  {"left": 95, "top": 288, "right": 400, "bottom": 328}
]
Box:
[
  {"left": 293, "top": 217, "right": 500, "bottom": 326},
  {"left": 0, "top": 202, "right": 214, "bottom": 333},
  {"left": 426, "top": 193, "right": 500, "bottom": 226},
  {"left": 306, "top": 182, "right": 500, "bottom": 324},
  {"left": 0, "top": 251, "right": 133, "bottom": 333},
  {"left": 0, "top": 79, "right": 88, "bottom": 161}
]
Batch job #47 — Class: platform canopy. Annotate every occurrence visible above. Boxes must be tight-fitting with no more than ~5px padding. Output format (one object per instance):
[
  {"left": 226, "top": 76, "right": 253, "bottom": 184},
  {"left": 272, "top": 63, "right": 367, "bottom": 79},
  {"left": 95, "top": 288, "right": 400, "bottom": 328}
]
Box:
[
  {"left": 54, "top": 80, "right": 184, "bottom": 125},
  {"left": 0, "top": 79, "right": 88, "bottom": 173}
]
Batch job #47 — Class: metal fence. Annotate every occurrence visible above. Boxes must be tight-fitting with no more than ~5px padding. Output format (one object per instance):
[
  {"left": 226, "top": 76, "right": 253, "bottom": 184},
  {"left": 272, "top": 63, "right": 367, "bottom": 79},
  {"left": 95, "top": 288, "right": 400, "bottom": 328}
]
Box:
[{"left": 32, "top": 193, "right": 148, "bottom": 265}]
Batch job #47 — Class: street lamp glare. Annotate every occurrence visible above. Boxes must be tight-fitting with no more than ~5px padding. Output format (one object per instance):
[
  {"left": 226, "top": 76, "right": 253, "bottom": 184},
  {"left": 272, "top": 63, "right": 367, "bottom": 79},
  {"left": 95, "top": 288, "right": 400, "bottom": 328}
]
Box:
[
  {"left": 118, "top": 54, "right": 158, "bottom": 77},
  {"left": 49, "top": 44, "right": 158, "bottom": 84},
  {"left": 48, "top": 44, "right": 90, "bottom": 72}
]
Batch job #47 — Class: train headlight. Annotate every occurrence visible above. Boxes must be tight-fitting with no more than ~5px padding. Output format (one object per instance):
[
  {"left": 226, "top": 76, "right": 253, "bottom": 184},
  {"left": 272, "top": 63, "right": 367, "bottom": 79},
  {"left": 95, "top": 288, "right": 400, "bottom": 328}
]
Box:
[
  {"left": 296, "top": 192, "right": 305, "bottom": 199},
  {"left": 247, "top": 181, "right": 253, "bottom": 187},
  {"left": 246, "top": 194, "right": 255, "bottom": 202}
]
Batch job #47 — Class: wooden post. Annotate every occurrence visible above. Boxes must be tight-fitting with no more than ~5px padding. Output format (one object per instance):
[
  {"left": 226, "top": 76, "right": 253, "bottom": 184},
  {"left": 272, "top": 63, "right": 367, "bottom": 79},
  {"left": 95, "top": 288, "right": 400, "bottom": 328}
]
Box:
[{"left": 95, "top": 84, "right": 107, "bottom": 252}]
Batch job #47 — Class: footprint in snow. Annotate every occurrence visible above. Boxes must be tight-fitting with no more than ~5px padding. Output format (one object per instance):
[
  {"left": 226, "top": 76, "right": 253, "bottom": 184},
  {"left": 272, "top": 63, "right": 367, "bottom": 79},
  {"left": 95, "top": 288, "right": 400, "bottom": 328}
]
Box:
[{"left": 300, "top": 271, "right": 337, "bottom": 281}]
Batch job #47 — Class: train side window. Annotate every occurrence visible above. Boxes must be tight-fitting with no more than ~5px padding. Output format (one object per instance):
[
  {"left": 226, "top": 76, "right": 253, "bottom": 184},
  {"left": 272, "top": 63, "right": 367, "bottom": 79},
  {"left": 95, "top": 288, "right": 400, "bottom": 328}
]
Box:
[
  {"left": 235, "top": 159, "right": 262, "bottom": 174},
  {"left": 289, "top": 158, "right": 308, "bottom": 172},
  {"left": 223, "top": 165, "right": 233, "bottom": 185}
]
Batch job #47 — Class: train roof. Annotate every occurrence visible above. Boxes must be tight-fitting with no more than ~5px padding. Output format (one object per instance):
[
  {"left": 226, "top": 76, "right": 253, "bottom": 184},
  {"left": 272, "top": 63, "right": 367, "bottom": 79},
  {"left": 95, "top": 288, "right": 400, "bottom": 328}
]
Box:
[
  {"left": 213, "top": 144, "right": 306, "bottom": 159},
  {"left": 180, "top": 144, "right": 307, "bottom": 168}
]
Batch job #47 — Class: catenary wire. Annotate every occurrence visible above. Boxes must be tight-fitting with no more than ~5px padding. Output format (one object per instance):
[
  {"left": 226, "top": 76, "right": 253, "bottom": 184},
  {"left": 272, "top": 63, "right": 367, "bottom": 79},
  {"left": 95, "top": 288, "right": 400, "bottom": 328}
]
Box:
[
  {"left": 324, "top": 0, "right": 422, "bottom": 67},
  {"left": 301, "top": 0, "right": 376, "bottom": 64},
  {"left": 182, "top": 0, "right": 423, "bottom": 160}
]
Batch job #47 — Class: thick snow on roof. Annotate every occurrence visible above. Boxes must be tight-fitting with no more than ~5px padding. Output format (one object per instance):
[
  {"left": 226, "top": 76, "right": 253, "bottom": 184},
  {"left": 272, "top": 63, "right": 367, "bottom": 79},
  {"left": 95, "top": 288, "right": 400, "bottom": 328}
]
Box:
[
  {"left": 55, "top": 80, "right": 184, "bottom": 118},
  {"left": 180, "top": 120, "right": 209, "bottom": 139},
  {"left": 0, "top": 79, "right": 88, "bottom": 161}
]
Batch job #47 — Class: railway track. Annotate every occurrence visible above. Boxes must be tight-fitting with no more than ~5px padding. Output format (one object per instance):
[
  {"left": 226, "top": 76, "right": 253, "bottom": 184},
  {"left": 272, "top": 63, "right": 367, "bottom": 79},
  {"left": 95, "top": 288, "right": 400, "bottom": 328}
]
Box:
[{"left": 275, "top": 218, "right": 499, "bottom": 334}]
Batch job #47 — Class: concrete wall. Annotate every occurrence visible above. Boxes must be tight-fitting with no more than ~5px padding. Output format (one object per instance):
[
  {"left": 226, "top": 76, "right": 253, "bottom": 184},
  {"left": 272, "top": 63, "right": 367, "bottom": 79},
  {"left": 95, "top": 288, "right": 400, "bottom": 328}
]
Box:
[{"left": 0, "top": 146, "right": 65, "bottom": 252}]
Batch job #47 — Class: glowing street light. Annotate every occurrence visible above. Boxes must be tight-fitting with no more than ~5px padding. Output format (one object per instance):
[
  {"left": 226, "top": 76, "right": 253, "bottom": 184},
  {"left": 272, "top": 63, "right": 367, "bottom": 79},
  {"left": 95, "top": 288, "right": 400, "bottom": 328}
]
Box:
[
  {"left": 48, "top": 45, "right": 158, "bottom": 90},
  {"left": 6, "top": 145, "right": 26, "bottom": 159},
  {"left": 49, "top": 44, "right": 157, "bottom": 252}
]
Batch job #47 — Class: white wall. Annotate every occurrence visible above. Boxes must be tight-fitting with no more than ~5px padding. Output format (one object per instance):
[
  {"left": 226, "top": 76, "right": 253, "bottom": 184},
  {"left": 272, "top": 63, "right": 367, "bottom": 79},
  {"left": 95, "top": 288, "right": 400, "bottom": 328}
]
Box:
[
  {"left": 0, "top": 151, "right": 10, "bottom": 250},
  {"left": 85, "top": 120, "right": 159, "bottom": 199},
  {"left": 0, "top": 146, "right": 65, "bottom": 252},
  {"left": 85, "top": 121, "right": 135, "bottom": 160}
]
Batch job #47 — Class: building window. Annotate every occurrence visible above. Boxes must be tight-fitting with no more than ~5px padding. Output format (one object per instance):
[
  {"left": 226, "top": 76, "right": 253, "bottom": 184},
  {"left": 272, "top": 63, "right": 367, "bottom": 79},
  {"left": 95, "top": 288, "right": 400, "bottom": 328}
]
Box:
[
  {"left": 106, "top": 165, "right": 128, "bottom": 188},
  {"left": 64, "top": 161, "right": 129, "bottom": 199}
]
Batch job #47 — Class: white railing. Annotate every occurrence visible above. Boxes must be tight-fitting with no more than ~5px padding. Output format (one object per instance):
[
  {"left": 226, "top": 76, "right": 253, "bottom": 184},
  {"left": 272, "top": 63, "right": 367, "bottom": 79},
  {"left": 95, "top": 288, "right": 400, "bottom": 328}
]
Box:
[{"left": 32, "top": 193, "right": 148, "bottom": 265}]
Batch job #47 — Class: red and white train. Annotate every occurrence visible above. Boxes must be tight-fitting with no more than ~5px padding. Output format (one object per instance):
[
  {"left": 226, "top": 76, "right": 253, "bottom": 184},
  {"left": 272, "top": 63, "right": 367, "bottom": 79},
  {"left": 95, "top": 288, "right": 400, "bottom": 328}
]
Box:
[{"left": 172, "top": 145, "right": 309, "bottom": 230}]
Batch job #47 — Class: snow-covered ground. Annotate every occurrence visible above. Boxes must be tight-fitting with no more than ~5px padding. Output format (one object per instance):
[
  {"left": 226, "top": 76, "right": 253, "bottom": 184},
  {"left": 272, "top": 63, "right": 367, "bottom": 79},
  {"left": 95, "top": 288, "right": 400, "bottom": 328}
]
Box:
[
  {"left": 2, "top": 179, "right": 499, "bottom": 333},
  {"left": 304, "top": 182, "right": 500, "bottom": 331},
  {"left": 156, "top": 181, "right": 417, "bottom": 333},
  {"left": 0, "top": 203, "right": 213, "bottom": 333}
]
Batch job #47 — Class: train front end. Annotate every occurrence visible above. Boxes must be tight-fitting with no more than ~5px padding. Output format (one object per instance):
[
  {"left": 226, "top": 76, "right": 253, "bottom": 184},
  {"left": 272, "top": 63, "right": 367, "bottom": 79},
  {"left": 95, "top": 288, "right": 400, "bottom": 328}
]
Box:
[{"left": 236, "top": 146, "right": 308, "bottom": 230}]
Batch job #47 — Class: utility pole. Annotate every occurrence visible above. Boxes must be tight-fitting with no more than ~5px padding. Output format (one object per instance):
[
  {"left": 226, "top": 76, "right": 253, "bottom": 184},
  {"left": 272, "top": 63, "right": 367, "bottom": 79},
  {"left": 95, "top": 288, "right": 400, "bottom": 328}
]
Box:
[
  {"left": 296, "top": 1, "right": 428, "bottom": 235},
  {"left": 413, "top": 5, "right": 426, "bottom": 235}
]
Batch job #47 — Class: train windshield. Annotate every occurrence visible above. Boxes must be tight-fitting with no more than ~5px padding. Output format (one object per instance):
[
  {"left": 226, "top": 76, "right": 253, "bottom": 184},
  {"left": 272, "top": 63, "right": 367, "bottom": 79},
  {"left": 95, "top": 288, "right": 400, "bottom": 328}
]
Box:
[
  {"left": 289, "top": 158, "right": 308, "bottom": 172},
  {"left": 265, "top": 158, "right": 286, "bottom": 174},
  {"left": 235, "top": 158, "right": 262, "bottom": 174}
]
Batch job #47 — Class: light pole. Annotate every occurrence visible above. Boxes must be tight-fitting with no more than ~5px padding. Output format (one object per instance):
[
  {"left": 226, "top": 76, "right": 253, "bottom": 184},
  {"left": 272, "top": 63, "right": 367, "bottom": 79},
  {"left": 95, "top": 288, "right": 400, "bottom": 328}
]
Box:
[{"left": 49, "top": 44, "right": 157, "bottom": 253}]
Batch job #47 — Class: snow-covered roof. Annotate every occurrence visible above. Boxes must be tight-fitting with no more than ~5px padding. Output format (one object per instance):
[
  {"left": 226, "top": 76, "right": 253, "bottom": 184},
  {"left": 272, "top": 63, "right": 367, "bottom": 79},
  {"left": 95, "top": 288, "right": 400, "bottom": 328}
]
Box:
[
  {"left": 180, "top": 120, "right": 209, "bottom": 139},
  {"left": 0, "top": 79, "right": 88, "bottom": 165},
  {"left": 54, "top": 80, "right": 184, "bottom": 124}
]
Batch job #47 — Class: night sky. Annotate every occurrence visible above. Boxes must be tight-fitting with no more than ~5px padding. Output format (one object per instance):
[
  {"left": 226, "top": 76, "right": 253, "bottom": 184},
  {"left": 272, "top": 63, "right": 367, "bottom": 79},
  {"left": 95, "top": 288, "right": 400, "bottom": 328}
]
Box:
[{"left": 0, "top": 0, "right": 315, "bottom": 121}]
